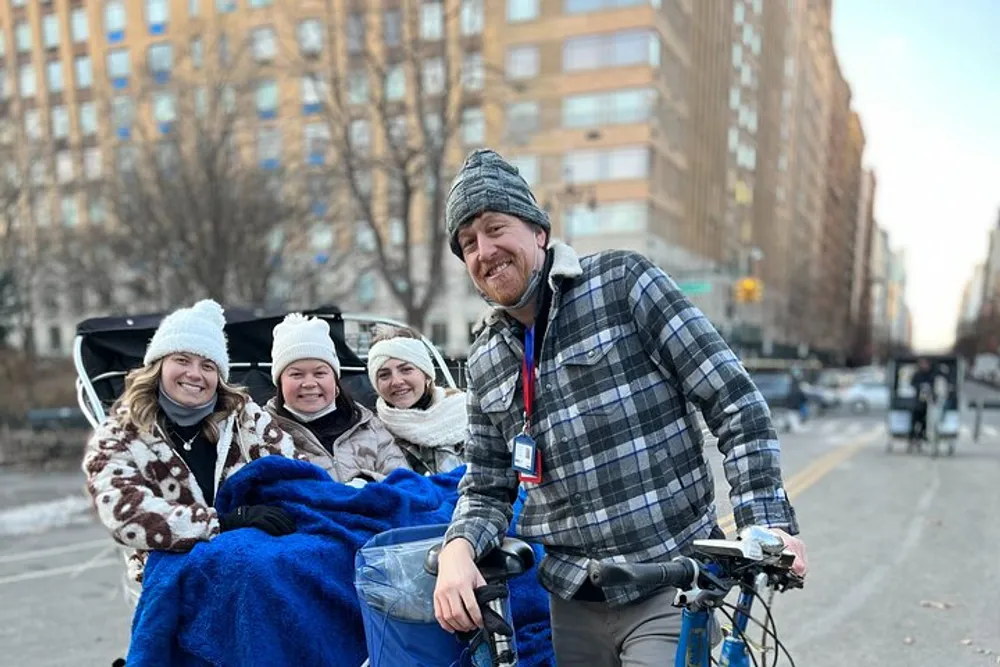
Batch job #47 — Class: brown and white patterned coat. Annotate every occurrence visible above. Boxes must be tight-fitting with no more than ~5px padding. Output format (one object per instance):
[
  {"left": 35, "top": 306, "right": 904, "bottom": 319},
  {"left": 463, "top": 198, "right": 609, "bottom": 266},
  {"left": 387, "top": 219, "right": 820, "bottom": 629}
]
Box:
[{"left": 82, "top": 399, "right": 301, "bottom": 584}]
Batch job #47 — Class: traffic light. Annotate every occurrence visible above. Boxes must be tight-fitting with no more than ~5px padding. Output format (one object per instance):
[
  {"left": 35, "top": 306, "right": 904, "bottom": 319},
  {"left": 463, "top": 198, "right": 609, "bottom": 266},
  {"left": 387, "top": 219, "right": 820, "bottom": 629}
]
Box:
[{"left": 734, "top": 277, "right": 764, "bottom": 303}]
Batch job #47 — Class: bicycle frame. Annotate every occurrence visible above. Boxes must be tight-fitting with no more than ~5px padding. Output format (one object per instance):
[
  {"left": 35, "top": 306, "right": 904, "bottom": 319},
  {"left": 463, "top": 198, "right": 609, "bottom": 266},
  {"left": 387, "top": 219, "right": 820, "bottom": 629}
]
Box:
[{"left": 675, "top": 586, "right": 756, "bottom": 667}]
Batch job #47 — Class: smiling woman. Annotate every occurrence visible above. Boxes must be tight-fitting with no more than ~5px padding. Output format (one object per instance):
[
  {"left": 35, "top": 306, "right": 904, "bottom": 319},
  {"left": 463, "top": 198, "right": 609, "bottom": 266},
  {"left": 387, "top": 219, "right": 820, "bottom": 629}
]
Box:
[
  {"left": 80, "top": 299, "right": 303, "bottom": 587},
  {"left": 367, "top": 327, "right": 468, "bottom": 475},
  {"left": 263, "top": 313, "right": 410, "bottom": 484}
]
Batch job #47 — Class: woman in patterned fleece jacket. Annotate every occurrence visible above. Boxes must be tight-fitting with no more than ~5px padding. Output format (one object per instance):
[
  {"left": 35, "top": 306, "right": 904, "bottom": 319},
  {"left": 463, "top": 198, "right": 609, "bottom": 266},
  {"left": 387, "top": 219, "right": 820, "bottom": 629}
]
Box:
[{"left": 82, "top": 300, "right": 302, "bottom": 585}]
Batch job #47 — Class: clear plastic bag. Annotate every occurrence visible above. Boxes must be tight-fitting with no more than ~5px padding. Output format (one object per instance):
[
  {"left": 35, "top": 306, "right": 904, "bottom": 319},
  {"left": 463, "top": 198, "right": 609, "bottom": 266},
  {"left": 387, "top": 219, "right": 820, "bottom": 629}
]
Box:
[{"left": 355, "top": 534, "right": 440, "bottom": 623}]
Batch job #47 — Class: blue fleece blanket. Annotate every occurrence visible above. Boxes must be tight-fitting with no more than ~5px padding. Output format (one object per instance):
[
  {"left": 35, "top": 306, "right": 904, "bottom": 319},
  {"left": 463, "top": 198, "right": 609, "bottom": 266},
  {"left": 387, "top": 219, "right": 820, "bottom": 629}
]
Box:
[{"left": 126, "top": 457, "right": 554, "bottom": 667}]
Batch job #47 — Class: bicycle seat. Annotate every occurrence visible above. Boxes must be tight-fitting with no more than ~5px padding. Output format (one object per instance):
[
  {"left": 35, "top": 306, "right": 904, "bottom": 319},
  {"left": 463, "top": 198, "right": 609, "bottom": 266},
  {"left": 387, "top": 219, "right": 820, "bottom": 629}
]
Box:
[{"left": 425, "top": 538, "right": 535, "bottom": 583}]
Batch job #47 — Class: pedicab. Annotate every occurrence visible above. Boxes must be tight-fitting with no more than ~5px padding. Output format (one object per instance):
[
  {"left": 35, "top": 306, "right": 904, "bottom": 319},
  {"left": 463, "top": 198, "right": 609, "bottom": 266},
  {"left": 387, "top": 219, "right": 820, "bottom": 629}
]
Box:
[
  {"left": 884, "top": 354, "right": 965, "bottom": 457},
  {"left": 73, "top": 304, "right": 549, "bottom": 667}
]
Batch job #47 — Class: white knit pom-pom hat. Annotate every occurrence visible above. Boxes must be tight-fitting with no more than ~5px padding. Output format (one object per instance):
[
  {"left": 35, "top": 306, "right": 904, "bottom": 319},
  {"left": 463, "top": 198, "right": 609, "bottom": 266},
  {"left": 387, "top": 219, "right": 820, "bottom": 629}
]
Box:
[
  {"left": 143, "top": 299, "right": 230, "bottom": 380},
  {"left": 270, "top": 313, "right": 342, "bottom": 384}
]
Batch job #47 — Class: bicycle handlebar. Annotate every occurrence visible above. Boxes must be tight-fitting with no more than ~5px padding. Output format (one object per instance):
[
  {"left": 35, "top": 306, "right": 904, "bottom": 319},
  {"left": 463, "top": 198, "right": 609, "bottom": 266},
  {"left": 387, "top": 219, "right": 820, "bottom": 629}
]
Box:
[{"left": 587, "top": 558, "right": 697, "bottom": 589}]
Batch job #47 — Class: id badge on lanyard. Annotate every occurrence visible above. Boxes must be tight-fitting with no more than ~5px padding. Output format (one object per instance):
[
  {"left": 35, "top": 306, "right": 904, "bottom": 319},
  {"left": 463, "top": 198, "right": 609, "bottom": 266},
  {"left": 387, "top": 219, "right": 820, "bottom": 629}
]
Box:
[{"left": 513, "top": 325, "right": 542, "bottom": 483}]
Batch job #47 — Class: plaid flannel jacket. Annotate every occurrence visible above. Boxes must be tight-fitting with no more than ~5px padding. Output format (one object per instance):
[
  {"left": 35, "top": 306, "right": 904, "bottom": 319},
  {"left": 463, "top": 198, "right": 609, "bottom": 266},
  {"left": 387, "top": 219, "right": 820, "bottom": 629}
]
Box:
[{"left": 444, "top": 244, "right": 798, "bottom": 606}]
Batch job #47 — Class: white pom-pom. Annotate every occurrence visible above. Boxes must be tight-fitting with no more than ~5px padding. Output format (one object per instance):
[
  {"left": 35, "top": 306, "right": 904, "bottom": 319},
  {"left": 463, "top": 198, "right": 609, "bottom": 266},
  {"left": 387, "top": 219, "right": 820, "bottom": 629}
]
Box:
[{"left": 192, "top": 299, "right": 226, "bottom": 329}]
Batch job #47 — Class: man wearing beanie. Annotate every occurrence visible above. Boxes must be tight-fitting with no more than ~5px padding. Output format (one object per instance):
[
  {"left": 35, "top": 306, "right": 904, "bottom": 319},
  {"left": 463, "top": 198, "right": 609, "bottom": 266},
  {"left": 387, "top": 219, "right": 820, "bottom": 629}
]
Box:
[{"left": 433, "top": 148, "right": 808, "bottom": 665}]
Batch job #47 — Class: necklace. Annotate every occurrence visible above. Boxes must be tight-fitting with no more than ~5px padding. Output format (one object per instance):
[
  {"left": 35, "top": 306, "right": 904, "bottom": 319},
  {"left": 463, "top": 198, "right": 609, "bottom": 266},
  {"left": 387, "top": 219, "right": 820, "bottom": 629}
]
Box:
[
  {"left": 179, "top": 433, "right": 198, "bottom": 451},
  {"left": 160, "top": 423, "right": 199, "bottom": 451}
]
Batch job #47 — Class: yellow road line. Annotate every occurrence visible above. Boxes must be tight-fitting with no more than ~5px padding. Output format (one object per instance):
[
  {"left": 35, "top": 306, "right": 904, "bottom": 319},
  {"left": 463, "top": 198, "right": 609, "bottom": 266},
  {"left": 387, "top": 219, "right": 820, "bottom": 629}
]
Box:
[{"left": 716, "top": 432, "right": 875, "bottom": 536}]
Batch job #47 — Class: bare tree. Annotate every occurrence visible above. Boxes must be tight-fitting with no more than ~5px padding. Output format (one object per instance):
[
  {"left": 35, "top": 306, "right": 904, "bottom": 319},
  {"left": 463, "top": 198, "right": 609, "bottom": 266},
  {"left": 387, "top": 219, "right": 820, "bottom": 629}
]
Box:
[
  {"left": 280, "top": 0, "right": 507, "bottom": 329},
  {"left": 99, "top": 40, "right": 350, "bottom": 310}
]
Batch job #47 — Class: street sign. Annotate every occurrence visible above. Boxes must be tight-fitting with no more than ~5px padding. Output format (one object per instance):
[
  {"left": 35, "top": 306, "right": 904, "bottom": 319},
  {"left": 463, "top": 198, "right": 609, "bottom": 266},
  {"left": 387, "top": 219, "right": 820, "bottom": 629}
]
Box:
[{"left": 679, "top": 281, "right": 713, "bottom": 295}]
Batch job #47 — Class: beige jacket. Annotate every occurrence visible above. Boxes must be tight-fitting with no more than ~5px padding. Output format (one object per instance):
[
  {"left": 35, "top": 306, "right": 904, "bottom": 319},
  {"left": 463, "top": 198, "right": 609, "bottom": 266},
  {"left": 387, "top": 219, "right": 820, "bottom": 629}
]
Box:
[{"left": 264, "top": 399, "right": 410, "bottom": 483}]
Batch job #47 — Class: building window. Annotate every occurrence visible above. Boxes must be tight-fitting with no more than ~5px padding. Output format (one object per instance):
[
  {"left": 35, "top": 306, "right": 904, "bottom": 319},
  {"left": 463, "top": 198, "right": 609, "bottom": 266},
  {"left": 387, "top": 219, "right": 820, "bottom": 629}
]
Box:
[
  {"left": 304, "top": 122, "right": 329, "bottom": 164},
  {"left": 562, "top": 87, "right": 654, "bottom": 127},
  {"left": 56, "top": 152, "right": 74, "bottom": 183},
  {"left": 563, "top": 145, "right": 649, "bottom": 182},
  {"left": 565, "top": 0, "right": 644, "bottom": 11},
  {"left": 257, "top": 127, "right": 281, "bottom": 167},
  {"left": 298, "top": 20, "right": 323, "bottom": 56},
  {"left": 105, "top": 1, "right": 126, "bottom": 39},
  {"left": 347, "top": 70, "right": 367, "bottom": 104},
  {"left": 422, "top": 57, "right": 445, "bottom": 95},
  {"left": 84, "top": 147, "right": 102, "bottom": 180},
  {"left": 346, "top": 119, "right": 369, "bottom": 156},
  {"left": 148, "top": 43, "right": 173, "bottom": 81},
  {"left": 147, "top": 0, "right": 169, "bottom": 32},
  {"left": 421, "top": 2, "right": 444, "bottom": 40},
  {"left": 15, "top": 22, "right": 31, "bottom": 53},
  {"left": 19, "top": 64, "right": 36, "bottom": 97},
  {"left": 563, "top": 29, "right": 658, "bottom": 71},
  {"left": 61, "top": 195, "right": 79, "bottom": 227},
  {"left": 191, "top": 37, "right": 203, "bottom": 68},
  {"left": 249, "top": 0, "right": 274, "bottom": 6},
  {"left": 567, "top": 200, "right": 647, "bottom": 237},
  {"left": 508, "top": 0, "right": 538, "bottom": 22},
  {"left": 252, "top": 27, "right": 276, "bottom": 62},
  {"left": 462, "top": 108, "right": 485, "bottom": 145},
  {"left": 302, "top": 75, "right": 325, "bottom": 112},
  {"left": 190, "top": 0, "right": 201, "bottom": 16},
  {"left": 43, "top": 15, "right": 60, "bottom": 49},
  {"left": 355, "top": 222, "right": 376, "bottom": 251},
  {"left": 383, "top": 9, "right": 402, "bottom": 48},
  {"left": 462, "top": 52, "right": 484, "bottom": 91},
  {"left": 256, "top": 79, "right": 278, "bottom": 118},
  {"left": 460, "top": 0, "right": 484, "bottom": 35},
  {"left": 357, "top": 272, "right": 377, "bottom": 305},
  {"left": 75, "top": 56, "right": 93, "bottom": 89},
  {"left": 152, "top": 91, "right": 176, "bottom": 128},
  {"left": 24, "top": 109, "right": 42, "bottom": 140},
  {"left": 46, "top": 61, "right": 64, "bottom": 93},
  {"left": 347, "top": 13, "right": 365, "bottom": 54},
  {"left": 506, "top": 45, "right": 539, "bottom": 79},
  {"left": 508, "top": 155, "right": 538, "bottom": 186},
  {"left": 51, "top": 105, "right": 70, "bottom": 138},
  {"left": 430, "top": 323, "right": 448, "bottom": 347},
  {"left": 506, "top": 100, "right": 540, "bottom": 134},
  {"left": 112, "top": 97, "right": 134, "bottom": 138},
  {"left": 79, "top": 102, "right": 98, "bottom": 135},
  {"left": 107, "top": 49, "right": 130, "bottom": 83},
  {"left": 385, "top": 65, "right": 405, "bottom": 101},
  {"left": 217, "top": 0, "right": 236, "bottom": 13}
]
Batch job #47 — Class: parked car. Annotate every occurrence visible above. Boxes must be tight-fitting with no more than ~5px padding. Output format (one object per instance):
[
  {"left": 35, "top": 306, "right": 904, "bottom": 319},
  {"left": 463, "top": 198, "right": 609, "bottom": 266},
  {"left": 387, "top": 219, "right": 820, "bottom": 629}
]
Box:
[{"left": 839, "top": 380, "right": 890, "bottom": 413}]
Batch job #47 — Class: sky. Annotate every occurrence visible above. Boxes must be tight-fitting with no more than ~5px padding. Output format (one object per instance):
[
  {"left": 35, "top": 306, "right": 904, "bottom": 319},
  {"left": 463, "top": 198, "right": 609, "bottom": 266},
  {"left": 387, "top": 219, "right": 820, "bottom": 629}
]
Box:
[{"left": 830, "top": 0, "right": 1000, "bottom": 352}]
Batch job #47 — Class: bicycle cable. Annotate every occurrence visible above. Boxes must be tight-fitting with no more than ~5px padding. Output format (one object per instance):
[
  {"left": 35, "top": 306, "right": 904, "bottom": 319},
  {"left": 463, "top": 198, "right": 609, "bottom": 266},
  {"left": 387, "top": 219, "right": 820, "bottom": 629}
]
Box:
[{"left": 751, "top": 586, "right": 797, "bottom": 667}]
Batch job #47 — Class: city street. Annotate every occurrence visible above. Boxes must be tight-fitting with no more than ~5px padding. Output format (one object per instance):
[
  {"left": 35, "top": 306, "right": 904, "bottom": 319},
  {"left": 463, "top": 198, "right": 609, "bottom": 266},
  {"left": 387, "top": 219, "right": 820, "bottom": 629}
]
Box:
[{"left": 1, "top": 383, "right": 999, "bottom": 666}]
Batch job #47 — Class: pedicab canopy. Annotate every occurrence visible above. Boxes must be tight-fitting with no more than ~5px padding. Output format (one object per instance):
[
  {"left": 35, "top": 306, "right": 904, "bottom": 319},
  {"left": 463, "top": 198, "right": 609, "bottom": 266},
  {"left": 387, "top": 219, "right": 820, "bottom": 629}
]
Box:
[{"left": 75, "top": 304, "right": 377, "bottom": 411}]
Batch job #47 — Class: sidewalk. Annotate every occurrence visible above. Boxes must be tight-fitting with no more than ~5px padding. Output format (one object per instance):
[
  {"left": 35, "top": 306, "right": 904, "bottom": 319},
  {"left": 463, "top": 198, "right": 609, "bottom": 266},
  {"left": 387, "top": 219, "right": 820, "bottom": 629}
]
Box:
[{"left": 0, "top": 469, "right": 93, "bottom": 537}]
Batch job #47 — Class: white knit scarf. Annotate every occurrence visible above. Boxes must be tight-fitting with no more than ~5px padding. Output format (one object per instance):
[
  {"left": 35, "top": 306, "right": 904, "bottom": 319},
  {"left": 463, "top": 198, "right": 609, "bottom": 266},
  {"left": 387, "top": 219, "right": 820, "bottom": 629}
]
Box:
[{"left": 376, "top": 387, "right": 468, "bottom": 448}]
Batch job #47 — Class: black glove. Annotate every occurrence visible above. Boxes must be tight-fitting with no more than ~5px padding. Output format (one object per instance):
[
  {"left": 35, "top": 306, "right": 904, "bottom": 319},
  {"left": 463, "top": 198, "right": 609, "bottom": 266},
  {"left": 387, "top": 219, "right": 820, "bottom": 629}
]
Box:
[{"left": 219, "top": 505, "right": 296, "bottom": 537}]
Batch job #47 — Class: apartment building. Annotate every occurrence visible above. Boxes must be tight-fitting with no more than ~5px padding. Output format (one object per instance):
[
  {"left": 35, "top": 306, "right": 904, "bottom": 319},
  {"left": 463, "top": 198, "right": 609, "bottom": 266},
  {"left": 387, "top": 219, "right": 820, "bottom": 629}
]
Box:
[{"left": 0, "top": 0, "right": 498, "bottom": 357}]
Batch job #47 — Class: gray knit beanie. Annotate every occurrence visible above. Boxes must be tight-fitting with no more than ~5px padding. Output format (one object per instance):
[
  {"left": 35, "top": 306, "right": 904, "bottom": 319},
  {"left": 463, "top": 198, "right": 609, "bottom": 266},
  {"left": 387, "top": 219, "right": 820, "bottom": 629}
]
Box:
[{"left": 445, "top": 148, "right": 550, "bottom": 259}]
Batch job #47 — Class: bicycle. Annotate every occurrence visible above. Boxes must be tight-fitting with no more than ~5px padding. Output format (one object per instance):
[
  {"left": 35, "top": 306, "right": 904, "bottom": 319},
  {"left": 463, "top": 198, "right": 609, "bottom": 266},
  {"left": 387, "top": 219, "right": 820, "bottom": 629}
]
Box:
[
  {"left": 425, "top": 526, "right": 802, "bottom": 667},
  {"left": 588, "top": 526, "right": 804, "bottom": 667}
]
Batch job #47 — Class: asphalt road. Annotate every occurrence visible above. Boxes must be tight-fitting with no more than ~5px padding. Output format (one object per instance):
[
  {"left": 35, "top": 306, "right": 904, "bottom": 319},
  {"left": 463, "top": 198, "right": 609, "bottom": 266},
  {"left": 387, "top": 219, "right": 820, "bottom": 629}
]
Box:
[{"left": 2, "top": 383, "right": 999, "bottom": 666}]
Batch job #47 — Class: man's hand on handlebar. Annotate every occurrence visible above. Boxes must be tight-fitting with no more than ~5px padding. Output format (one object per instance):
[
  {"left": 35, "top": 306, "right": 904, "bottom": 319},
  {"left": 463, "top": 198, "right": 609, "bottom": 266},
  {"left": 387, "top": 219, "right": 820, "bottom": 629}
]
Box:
[
  {"left": 768, "top": 527, "right": 808, "bottom": 578},
  {"left": 433, "top": 538, "right": 487, "bottom": 634}
]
